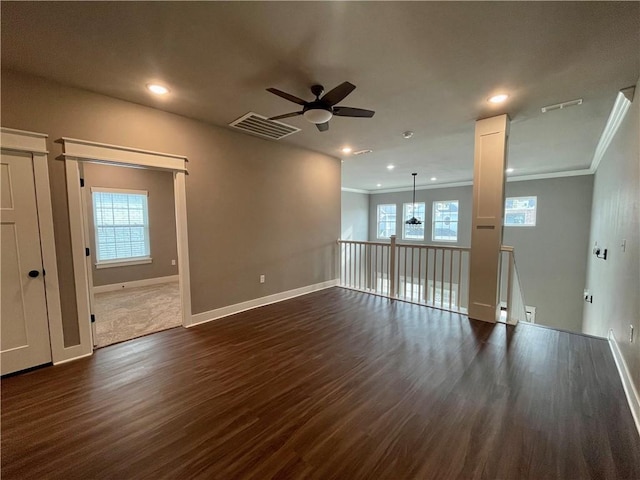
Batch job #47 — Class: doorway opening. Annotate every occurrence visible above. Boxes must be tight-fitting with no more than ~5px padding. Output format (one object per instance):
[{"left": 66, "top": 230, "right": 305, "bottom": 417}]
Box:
[
  {"left": 61, "top": 137, "right": 191, "bottom": 356},
  {"left": 83, "top": 164, "right": 182, "bottom": 347}
]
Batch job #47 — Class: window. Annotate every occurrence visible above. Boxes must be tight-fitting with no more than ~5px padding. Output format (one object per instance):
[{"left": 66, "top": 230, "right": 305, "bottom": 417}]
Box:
[
  {"left": 376, "top": 204, "right": 396, "bottom": 239},
  {"left": 403, "top": 202, "right": 425, "bottom": 240},
  {"left": 505, "top": 196, "right": 537, "bottom": 226},
  {"left": 92, "top": 188, "right": 151, "bottom": 266},
  {"left": 432, "top": 200, "right": 459, "bottom": 242}
]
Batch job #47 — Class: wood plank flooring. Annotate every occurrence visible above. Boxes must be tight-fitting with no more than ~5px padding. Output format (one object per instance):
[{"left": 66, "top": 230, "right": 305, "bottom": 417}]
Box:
[{"left": 2, "top": 287, "right": 639, "bottom": 479}]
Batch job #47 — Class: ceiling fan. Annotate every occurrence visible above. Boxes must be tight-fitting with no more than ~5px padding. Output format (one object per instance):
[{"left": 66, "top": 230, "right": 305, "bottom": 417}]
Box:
[{"left": 266, "top": 82, "right": 375, "bottom": 132}]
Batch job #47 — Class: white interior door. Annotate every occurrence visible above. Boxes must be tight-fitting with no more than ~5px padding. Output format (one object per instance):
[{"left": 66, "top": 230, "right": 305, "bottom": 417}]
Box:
[{"left": 1, "top": 150, "right": 52, "bottom": 374}]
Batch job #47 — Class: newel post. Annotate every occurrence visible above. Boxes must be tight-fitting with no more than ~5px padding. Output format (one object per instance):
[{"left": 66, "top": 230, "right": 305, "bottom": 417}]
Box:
[{"left": 390, "top": 235, "right": 397, "bottom": 298}]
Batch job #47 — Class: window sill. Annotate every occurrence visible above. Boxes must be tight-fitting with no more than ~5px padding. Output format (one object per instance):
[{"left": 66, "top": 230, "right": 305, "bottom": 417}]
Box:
[{"left": 95, "top": 257, "right": 152, "bottom": 269}]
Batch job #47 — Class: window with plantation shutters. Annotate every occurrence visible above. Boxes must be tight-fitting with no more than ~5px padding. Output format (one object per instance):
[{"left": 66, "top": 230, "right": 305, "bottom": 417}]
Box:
[{"left": 92, "top": 188, "right": 151, "bottom": 266}]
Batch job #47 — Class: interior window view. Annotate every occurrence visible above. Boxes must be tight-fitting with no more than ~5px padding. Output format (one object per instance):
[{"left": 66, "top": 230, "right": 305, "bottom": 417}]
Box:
[
  {"left": 1, "top": 2, "right": 639, "bottom": 479},
  {"left": 432, "top": 200, "right": 459, "bottom": 242},
  {"left": 504, "top": 196, "right": 537, "bottom": 226}
]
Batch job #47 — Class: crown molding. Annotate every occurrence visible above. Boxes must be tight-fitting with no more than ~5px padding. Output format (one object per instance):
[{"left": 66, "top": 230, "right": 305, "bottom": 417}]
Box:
[
  {"left": 345, "top": 85, "right": 637, "bottom": 195},
  {"left": 506, "top": 169, "right": 593, "bottom": 182},
  {"left": 341, "top": 187, "right": 370, "bottom": 194},
  {"left": 354, "top": 169, "right": 594, "bottom": 194},
  {"left": 590, "top": 86, "right": 636, "bottom": 172}
]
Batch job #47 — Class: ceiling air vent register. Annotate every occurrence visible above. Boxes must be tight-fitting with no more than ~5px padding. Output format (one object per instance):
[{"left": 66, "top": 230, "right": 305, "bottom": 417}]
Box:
[
  {"left": 229, "top": 113, "right": 300, "bottom": 140},
  {"left": 541, "top": 98, "right": 583, "bottom": 113}
]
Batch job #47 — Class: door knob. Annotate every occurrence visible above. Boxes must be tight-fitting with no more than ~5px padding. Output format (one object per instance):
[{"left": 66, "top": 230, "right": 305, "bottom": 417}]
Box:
[{"left": 28, "top": 270, "right": 40, "bottom": 278}]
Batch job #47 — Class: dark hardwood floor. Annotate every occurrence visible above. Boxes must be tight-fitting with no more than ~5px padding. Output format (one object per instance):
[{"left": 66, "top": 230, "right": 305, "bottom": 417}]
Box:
[{"left": 2, "top": 287, "right": 639, "bottom": 479}]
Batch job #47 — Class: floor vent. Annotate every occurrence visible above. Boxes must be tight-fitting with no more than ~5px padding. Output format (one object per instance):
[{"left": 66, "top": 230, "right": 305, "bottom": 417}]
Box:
[{"left": 229, "top": 113, "right": 300, "bottom": 140}]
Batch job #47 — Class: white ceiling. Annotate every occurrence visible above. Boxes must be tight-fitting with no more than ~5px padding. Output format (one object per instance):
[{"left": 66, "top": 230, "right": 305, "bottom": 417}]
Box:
[{"left": 2, "top": 2, "right": 638, "bottom": 191}]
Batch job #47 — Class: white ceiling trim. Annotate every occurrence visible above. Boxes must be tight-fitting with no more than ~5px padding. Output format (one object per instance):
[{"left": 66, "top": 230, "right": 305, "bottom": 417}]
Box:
[
  {"left": 506, "top": 169, "right": 594, "bottom": 183},
  {"left": 341, "top": 187, "right": 370, "bottom": 194},
  {"left": 360, "top": 169, "right": 595, "bottom": 195},
  {"left": 371, "top": 180, "right": 474, "bottom": 194},
  {"left": 590, "top": 86, "right": 636, "bottom": 172}
]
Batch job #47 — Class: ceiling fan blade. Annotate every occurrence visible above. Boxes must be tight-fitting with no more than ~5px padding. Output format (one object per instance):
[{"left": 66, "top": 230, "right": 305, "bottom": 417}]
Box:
[
  {"left": 333, "top": 106, "right": 375, "bottom": 118},
  {"left": 269, "top": 112, "right": 303, "bottom": 120},
  {"left": 266, "top": 88, "right": 307, "bottom": 106},
  {"left": 316, "top": 122, "right": 329, "bottom": 132},
  {"left": 321, "top": 81, "right": 356, "bottom": 106}
]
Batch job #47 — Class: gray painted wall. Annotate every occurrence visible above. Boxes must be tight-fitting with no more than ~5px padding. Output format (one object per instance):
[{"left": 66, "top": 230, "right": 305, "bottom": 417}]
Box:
[
  {"left": 341, "top": 191, "right": 369, "bottom": 241},
  {"left": 83, "top": 163, "right": 179, "bottom": 286},
  {"left": 368, "top": 176, "right": 593, "bottom": 332},
  {"left": 503, "top": 176, "right": 593, "bottom": 332},
  {"left": 583, "top": 79, "right": 639, "bottom": 392},
  {"left": 2, "top": 70, "right": 340, "bottom": 347}
]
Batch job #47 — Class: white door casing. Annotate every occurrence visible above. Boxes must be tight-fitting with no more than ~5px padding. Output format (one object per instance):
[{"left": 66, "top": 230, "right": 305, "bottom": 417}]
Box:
[
  {"left": 1, "top": 146, "right": 52, "bottom": 374},
  {"left": 1, "top": 150, "right": 52, "bottom": 373},
  {"left": 60, "top": 137, "right": 191, "bottom": 360},
  {"left": 1, "top": 128, "right": 78, "bottom": 369}
]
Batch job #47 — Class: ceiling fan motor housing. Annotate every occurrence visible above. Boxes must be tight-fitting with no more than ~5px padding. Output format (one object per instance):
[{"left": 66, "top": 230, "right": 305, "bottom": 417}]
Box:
[{"left": 310, "top": 84, "right": 325, "bottom": 98}]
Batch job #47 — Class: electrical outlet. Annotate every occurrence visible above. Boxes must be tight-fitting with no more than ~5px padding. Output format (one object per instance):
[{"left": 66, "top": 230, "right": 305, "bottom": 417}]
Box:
[
  {"left": 171, "top": 259, "right": 176, "bottom": 266},
  {"left": 583, "top": 290, "right": 593, "bottom": 303},
  {"left": 260, "top": 274, "right": 265, "bottom": 284}
]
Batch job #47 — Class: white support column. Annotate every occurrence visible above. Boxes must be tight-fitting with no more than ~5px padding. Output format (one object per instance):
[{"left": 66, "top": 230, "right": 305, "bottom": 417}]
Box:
[{"left": 468, "top": 114, "right": 510, "bottom": 323}]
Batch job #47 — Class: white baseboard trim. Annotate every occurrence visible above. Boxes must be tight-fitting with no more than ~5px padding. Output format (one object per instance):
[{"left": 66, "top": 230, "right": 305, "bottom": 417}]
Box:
[
  {"left": 52, "top": 351, "right": 93, "bottom": 366},
  {"left": 188, "top": 279, "right": 339, "bottom": 328},
  {"left": 93, "top": 275, "right": 179, "bottom": 294},
  {"left": 608, "top": 329, "right": 640, "bottom": 436}
]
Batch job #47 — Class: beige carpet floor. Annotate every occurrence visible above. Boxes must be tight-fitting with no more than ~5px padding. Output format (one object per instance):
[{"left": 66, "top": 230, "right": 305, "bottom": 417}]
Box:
[{"left": 93, "top": 282, "right": 182, "bottom": 348}]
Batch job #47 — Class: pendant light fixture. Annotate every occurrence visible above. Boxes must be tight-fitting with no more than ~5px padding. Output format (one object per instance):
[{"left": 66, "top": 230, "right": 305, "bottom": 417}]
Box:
[{"left": 405, "top": 173, "right": 422, "bottom": 225}]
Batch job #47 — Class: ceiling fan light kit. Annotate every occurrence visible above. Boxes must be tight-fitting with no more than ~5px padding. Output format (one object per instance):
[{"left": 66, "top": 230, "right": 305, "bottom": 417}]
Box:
[
  {"left": 303, "top": 108, "right": 332, "bottom": 124},
  {"left": 266, "top": 81, "right": 375, "bottom": 132}
]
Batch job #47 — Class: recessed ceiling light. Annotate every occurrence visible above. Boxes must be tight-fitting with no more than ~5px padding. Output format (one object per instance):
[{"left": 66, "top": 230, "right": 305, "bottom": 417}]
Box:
[
  {"left": 430, "top": 177, "right": 437, "bottom": 181},
  {"left": 376, "top": 183, "right": 382, "bottom": 187},
  {"left": 488, "top": 94, "right": 509, "bottom": 104},
  {"left": 147, "top": 84, "right": 169, "bottom": 95},
  {"left": 341, "top": 147, "right": 352, "bottom": 154},
  {"left": 387, "top": 164, "right": 395, "bottom": 170}
]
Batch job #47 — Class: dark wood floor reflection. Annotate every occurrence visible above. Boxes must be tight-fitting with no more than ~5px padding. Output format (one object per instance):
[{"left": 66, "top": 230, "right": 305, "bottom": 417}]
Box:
[{"left": 2, "top": 288, "right": 639, "bottom": 479}]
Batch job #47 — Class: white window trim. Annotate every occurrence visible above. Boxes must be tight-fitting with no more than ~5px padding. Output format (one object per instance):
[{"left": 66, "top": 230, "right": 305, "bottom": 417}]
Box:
[
  {"left": 504, "top": 195, "right": 537, "bottom": 227},
  {"left": 432, "top": 200, "right": 459, "bottom": 242},
  {"left": 92, "top": 187, "right": 151, "bottom": 265},
  {"left": 95, "top": 257, "right": 152, "bottom": 269},
  {"left": 91, "top": 186, "right": 149, "bottom": 196},
  {"left": 402, "top": 202, "right": 426, "bottom": 241},
  {"left": 376, "top": 204, "right": 397, "bottom": 239}
]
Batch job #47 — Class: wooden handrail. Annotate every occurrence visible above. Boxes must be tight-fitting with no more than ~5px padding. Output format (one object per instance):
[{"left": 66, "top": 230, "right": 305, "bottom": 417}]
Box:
[{"left": 339, "top": 239, "right": 471, "bottom": 252}]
